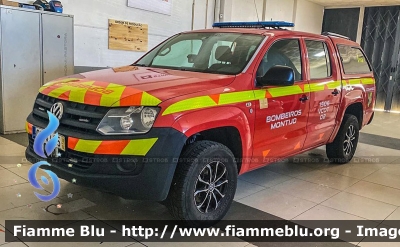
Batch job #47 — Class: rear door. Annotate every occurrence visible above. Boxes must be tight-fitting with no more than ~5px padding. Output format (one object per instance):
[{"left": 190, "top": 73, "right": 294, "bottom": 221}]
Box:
[
  {"left": 303, "top": 38, "right": 342, "bottom": 148},
  {"left": 251, "top": 37, "right": 310, "bottom": 169}
]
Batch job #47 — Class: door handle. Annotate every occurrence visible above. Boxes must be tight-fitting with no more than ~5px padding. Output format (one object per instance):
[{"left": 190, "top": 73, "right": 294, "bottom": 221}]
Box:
[
  {"left": 299, "top": 95, "right": 309, "bottom": 102},
  {"left": 332, "top": 89, "right": 340, "bottom": 96}
]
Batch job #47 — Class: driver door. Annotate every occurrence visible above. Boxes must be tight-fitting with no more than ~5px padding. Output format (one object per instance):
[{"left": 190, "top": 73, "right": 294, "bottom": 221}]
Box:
[{"left": 251, "top": 38, "right": 310, "bottom": 169}]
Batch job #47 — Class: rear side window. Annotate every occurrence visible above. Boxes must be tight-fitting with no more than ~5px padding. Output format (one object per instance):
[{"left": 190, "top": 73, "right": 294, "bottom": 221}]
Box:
[
  {"left": 338, "top": 45, "right": 371, "bottom": 74},
  {"left": 305, "top": 40, "right": 331, "bottom": 79}
]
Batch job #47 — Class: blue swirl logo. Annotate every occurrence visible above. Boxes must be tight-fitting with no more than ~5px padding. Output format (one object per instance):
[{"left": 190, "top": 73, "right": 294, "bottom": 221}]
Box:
[{"left": 28, "top": 111, "right": 61, "bottom": 202}]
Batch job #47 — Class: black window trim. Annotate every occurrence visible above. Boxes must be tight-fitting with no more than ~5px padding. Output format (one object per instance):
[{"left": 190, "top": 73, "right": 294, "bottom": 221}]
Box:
[
  {"left": 336, "top": 44, "right": 373, "bottom": 75},
  {"left": 304, "top": 39, "right": 333, "bottom": 80}
]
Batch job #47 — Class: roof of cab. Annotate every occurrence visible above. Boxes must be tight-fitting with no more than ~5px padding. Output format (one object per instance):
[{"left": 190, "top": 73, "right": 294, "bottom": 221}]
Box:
[{"left": 184, "top": 28, "right": 361, "bottom": 47}]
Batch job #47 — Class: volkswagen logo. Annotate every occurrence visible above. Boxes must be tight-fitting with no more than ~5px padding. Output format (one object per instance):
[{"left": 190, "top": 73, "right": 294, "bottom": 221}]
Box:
[{"left": 50, "top": 102, "right": 64, "bottom": 120}]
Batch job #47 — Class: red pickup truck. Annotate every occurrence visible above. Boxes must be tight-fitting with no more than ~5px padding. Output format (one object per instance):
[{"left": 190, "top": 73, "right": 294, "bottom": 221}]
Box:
[{"left": 26, "top": 22, "right": 375, "bottom": 225}]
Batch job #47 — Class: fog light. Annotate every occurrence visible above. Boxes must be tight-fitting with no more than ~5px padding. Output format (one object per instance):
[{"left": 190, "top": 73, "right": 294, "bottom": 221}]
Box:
[{"left": 117, "top": 161, "right": 137, "bottom": 172}]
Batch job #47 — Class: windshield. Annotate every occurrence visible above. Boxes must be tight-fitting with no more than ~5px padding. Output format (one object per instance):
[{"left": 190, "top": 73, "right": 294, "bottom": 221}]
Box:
[{"left": 135, "top": 32, "right": 264, "bottom": 75}]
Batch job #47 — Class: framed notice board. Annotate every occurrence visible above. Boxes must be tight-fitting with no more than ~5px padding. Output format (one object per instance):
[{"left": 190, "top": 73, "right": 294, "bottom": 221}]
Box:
[{"left": 108, "top": 19, "right": 148, "bottom": 52}]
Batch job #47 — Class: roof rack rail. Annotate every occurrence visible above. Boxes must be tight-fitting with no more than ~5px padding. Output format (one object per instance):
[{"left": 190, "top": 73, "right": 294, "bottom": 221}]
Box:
[
  {"left": 213, "top": 21, "right": 295, "bottom": 29},
  {"left": 321, "top": 32, "right": 350, "bottom": 40}
]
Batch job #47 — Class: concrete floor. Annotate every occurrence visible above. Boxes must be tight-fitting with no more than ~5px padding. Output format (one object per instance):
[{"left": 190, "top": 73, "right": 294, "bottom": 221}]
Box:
[{"left": 0, "top": 112, "right": 399, "bottom": 246}]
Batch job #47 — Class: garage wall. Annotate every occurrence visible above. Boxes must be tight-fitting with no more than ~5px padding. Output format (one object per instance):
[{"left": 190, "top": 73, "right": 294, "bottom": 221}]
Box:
[
  {"left": 264, "top": 0, "right": 294, "bottom": 23},
  {"left": 294, "top": 0, "right": 324, "bottom": 34},
  {"left": 226, "top": 0, "right": 324, "bottom": 34},
  {"left": 16, "top": 0, "right": 210, "bottom": 68},
  {"left": 67, "top": 0, "right": 194, "bottom": 67},
  {"left": 14, "top": 0, "right": 324, "bottom": 68},
  {"left": 229, "top": 0, "right": 264, "bottom": 21}
]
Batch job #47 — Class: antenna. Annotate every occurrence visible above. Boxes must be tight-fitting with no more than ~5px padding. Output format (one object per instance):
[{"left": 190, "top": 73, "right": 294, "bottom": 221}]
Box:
[{"left": 254, "top": 0, "right": 260, "bottom": 22}]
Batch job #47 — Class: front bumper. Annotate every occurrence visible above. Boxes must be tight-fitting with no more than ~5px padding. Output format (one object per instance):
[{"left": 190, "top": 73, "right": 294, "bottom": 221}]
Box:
[{"left": 25, "top": 114, "right": 187, "bottom": 201}]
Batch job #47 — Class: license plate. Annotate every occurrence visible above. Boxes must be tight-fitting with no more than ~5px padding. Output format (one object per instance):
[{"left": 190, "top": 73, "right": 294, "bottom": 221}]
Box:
[{"left": 32, "top": 126, "right": 66, "bottom": 152}]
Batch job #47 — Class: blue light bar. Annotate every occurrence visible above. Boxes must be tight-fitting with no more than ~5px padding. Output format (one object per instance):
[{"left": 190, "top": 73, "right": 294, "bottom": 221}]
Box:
[{"left": 212, "top": 21, "right": 295, "bottom": 29}]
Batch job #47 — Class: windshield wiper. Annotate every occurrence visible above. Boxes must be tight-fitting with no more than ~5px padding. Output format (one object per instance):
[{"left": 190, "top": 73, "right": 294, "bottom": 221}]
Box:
[{"left": 130, "top": 63, "right": 147, "bottom": 67}]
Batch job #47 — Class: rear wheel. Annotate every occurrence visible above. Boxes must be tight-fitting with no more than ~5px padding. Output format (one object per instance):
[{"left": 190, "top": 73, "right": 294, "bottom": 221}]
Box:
[
  {"left": 166, "top": 141, "right": 237, "bottom": 227},
  {"left": 326, "top": 114, "right": 359, "bottom": 164}
]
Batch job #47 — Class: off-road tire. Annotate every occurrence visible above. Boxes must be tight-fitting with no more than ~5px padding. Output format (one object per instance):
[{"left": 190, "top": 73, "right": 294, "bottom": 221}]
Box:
[
  {"left": 326, "top": 114, "right": 359, "bottom": 164},
  {"left": 166, "top": 141, "right": 237, "bottom": 227}
]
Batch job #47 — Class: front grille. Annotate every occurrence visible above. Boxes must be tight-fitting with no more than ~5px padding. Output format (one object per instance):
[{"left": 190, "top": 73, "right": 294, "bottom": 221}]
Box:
[{"left": 32, "top": 94, "right": 109, "bottom": 135}]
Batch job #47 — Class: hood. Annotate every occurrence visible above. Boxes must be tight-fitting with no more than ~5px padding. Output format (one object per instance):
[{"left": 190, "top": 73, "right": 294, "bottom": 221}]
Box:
[{"left": 39, "top": 66, "right": 236, "bottom": 107}]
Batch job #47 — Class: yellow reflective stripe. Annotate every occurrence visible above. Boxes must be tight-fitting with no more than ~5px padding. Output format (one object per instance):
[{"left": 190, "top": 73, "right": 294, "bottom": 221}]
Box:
[
  {"left": 349, "top": 79, "right": 362, "bottom": 85},
  {"left": 141, "top": 92, "right": 162, "bottom": 106},
  {"left": 121, "top": 138, "right": 158, "bottom": 156},
  {"left": 219, "top": 91, "right": 255, "bottom": 105},
  {"left": 68, "top": 81, "right": 95, "bottom": 103},
  {"left": 74, "top": 140, "right": 102, "bottom": 153},
  {"left": 267, "top": 85, "right": 303, "bottom": 97},
  {"left": 362, "top": 78, "right": 375, "bottom": 85},
  {"left": 305, "top": 83, "right": 325, "bottom": 93},
  {"left": 254, "top": 89, "right": 267, "bottom": 100},
  {"left": 100, "top": 83, "right": 126, "bottom": 107},
  {"left": 162, "top": 96, "right": 217, "bottom": 116},
  {"left": 327, "top": 81, "right": 342, "bottom": 89},
  {"left": 161, "top": 78, "right": 373, "bottom": 116},
  {"left": 25, "top": 122, "right": 29, "bottom": 133}
]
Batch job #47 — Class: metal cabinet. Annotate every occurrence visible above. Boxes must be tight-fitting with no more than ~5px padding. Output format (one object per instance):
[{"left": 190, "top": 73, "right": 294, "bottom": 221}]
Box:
[
  {"left": 42, "top": 14, "right": 74, "bottom": 84},
  {"left": 0, "top": 6, "right": 74, "bottom": 134}
]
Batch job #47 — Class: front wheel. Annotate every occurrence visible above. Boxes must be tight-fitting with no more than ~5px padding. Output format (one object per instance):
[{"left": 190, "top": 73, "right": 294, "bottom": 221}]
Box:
[
  {"left": 326, "top": 114, "right": 360, "bottom": 164},
  {"left": 166, "top": 141, "right": 237, "bottom": 227}
]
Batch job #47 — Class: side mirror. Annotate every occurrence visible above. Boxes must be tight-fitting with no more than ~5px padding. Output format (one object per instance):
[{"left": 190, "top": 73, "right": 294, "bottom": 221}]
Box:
[{"left": 257, "top": 65, "right": 295, "bottom": 87}]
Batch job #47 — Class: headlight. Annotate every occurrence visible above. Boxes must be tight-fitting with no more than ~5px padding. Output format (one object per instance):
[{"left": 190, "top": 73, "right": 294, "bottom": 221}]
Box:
[{"left": 96, "top": 106, "right": 160, "bottom": 135}]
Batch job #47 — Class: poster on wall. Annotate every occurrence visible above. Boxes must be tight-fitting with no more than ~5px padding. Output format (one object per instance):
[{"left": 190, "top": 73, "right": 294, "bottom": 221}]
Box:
[
  {"left": 108, "top": 19, "right": 148, "bottom": 52},
  {"left": 127, "top": 0, "right": 172, "bottom": 16}
]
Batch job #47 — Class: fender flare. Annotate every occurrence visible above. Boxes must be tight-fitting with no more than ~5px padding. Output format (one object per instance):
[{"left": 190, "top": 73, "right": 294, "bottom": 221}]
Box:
[
  {"left": 171, "top": 106, "right": 253, "bottom": 170},
  {"left": 329, "top": 97, "right": 364, "bottom": 143}
]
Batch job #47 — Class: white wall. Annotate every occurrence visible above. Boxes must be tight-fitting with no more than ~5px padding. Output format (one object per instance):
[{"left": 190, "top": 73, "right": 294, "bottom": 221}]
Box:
[
  {"left": 264, "top": 0, "right": 294, "bottom": 23},
  {"left": 16, "top": 0, "right": 208, "bottom": 67},
  {"left": 225, "top": 0, "right": 324, "bottom": 34},
  {"left": 294, "top": 0, "right": 324, "bottom": 34},
  {"left": 15, "top": 0, "right": 324, "bottom": 67},
  {"left": 68, "top": 0, "right": 195, "bottom": 67},
  {"left": 229, "top": 0, "right": 264, "bottom": 22}
]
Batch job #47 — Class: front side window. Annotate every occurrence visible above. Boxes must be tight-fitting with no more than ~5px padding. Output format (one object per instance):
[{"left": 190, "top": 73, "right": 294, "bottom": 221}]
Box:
[
  {"left": 306, "top": 40, "right": 332, "bottom": 79},
  {"left": 136, "top": 32, "right": 264, "bottom": 75},
  {"left": 338, "top": 45, "right": 372, "bottom": 74},
  {"left": 256, "top": 39, "right": 302, "bottom": 81}
]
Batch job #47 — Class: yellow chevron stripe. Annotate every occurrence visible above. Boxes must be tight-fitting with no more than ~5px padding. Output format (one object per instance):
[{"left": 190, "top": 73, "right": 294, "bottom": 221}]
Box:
[
  {"left": 68, "top": 81, "right": 95, "bottom": 103},
  {"left": 141, "top": 92, "right": 162, "bottom": 106},
  {"left": 100, "top": 83, "right": 126, "bottom": 107},
  {"left": 121, "top": 138, "right": 158, "bottom": 155},
  {"left": 46, "top": 86, "right": 72, "bottom": 98},
  {"left": 73, "top": 140, "right": 102, "bottom": 153},
  {"left": 70, "top": 138, "right": 158, "bottom": 156}
]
